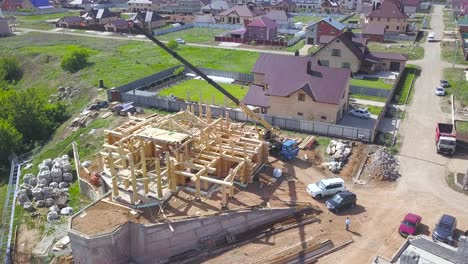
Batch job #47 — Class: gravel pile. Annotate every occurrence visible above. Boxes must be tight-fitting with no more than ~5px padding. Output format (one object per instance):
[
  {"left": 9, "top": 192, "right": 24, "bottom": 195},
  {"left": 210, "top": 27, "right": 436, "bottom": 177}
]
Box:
[
  {"left": 17, "top": 155, "right": 74, "bottom": 222},
  {"left": 322, "top": 140, "right": 352, "bottom": 173},
  {"left": 367, "top": 148, "right": 400, "bottom": 181}
]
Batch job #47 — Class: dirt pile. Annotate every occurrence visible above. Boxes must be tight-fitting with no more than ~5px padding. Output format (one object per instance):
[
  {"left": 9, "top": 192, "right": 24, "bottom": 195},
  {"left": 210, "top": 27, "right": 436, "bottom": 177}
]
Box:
[{"left": 367, "top": 148, "right": 400, "bottom": 181}]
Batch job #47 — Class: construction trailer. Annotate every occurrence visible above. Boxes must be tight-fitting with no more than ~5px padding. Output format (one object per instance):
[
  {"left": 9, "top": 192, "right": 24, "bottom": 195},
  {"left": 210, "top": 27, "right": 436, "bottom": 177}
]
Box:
[{"left": 91, "top": 108, "right": 268, "bottom": 208}]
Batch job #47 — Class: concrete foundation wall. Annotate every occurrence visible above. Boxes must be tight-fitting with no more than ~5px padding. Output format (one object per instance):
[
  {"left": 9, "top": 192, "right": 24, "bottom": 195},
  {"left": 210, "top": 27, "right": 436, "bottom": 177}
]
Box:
[{"left": 69, "top": 207, "right": 296, "bottom": 264}]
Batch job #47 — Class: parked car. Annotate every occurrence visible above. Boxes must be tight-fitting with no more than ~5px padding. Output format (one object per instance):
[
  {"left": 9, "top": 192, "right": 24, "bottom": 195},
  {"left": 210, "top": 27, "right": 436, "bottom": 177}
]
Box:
[
  {"left": 306, "top": 178, "right": 345, "bottom": 199},
  {"left": 432, "top": 214, "right": 457, "bottom": 246},
  {"left": 175, "top": 38, "right": 186, "bottom": 44},
  {"left": 440, "top": 80, "right": 449, "bottom": 88},
  {"left": 398, "top": 213, "right": 422, "bottom": 237},
  {"left": 435, "top": 86, "right": 445, "bottom": 96},
  {"left": 428, "top": 32, "right": 435, "bottom": 42},
  {"left": 325, "top": 191, "right": 357, "bottom": 213},
  {"left": 350, "top": 108, "right": 371, "bottom": 119}
]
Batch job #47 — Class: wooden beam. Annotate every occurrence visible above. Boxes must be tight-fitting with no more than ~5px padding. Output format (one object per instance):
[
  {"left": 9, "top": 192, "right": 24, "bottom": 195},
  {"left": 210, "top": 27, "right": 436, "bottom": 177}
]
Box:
[
  {"left": 108, "top": 149, "right": 119, "bottom": 197},
  {"left": 129, "top": 155, "right": 138, "bottom": 204},
  {"left": 174, "top": 171, "right": 233, "bottom": 187}
]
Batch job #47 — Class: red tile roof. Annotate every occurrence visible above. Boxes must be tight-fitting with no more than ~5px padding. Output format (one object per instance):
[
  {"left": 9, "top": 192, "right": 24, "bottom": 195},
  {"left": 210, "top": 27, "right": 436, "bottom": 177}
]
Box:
[
  {"left": 247, "top": 16, "right": 277, "bottom": 29},
  {"left": 218, "top": 4, "right": 265, "bottom": 18},
  {"left": 250, "top": 54, "right": 350, "bottom": 105},
  {"left": 367, "top": 1, "right": 408, "bottom": 19}
]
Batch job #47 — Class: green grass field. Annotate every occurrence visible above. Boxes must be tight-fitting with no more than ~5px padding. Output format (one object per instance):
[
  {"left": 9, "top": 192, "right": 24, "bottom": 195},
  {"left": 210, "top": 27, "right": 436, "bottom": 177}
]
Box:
[
  {"left": 286, "top": 39, "right": 305, "bottom": 52},
  {"left": 14, "top": 11, "right": 80, "bottom": 30},
  {"left": 393, "top": 65, "right": 419, "bottom": 104},
  {"left": 342, "top": 14, "right": 360, "bottom": 23},
  {"left": 443, "top": 10, "right": 457, "bottom": 30},
  {"left": 367, "top": 42, "right": 425, "bottom": 60},
  {"left": 440, "top": 41, "right": 468, "bottom": 65},
  {"left": 292, "top": 15, "right": 322, "bottom": 24},
  {"left": 350, "top": 94, "right": 387, "bottom": 102},
  {"left": 456, "top": 120, "right": 468, "bottom": 135},
  {"left": 350, "top": 78, "right": 393, "bottom": 89},
  {"left": 156, "top": 28, "right": 228, "bottom": 44},
  {"left": 159, "top": 79, "right": 248, "bottom": 107},
  {"left": 443, "top": 68, "right": 468, "bottom": 106}
]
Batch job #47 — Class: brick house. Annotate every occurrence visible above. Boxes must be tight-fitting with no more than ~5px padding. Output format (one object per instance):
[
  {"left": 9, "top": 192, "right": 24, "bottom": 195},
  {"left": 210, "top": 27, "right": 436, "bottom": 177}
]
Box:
[
  {"left": 305, "top": 16, "right": 346, "bottom": 45},
  {"left": 243, "top": 54, "right": 351, "bottom": 123},
  {"left": 104, "top": 19, "right": 130, "bottom": 33},
  {"left": 216, "top": 3, "right": 266, "bottom": 25},
  {"left": 201, "top": 0, "right": 233, "bottom": 15},
  {"left": 362, "top": 1, "right": 408, "bottom": 34},
  {"left": 321, "top": 0, "right": 340, "bottom": 13},
  {"left": 57, "top": 16, "right": 85, "bottom": 28},
  {"left": 130, "top": 11, "right": 166, "bottom": 33},
  {"left": 311, "top": 30, "right": 407, "bottom": 73},
  {"left": 82, "top": 8, "right": 119, "bottom": 26},
  {"left": 263, "top": 10, "right": 293, "bottom": 28},
  {"left": 272, "top": 0, "right": 297, "bottom": 12},
  {"left": 362, "top": 23, "right": 385, "bottom": 42},
  {"left": 245, "top": 16, "right": 278, "bottom": 40}
]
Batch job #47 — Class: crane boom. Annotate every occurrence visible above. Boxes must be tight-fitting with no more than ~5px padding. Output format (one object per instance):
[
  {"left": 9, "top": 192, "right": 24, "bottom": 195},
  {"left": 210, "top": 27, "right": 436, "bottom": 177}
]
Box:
[{"left": 129, "top": 22, "right": 275, "bottom": 135}]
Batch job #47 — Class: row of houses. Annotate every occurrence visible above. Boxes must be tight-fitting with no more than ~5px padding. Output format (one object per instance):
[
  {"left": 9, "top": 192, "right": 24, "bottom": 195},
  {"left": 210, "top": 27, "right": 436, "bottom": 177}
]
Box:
[{"left": 242, "top": 29, "right": 407, "bottom": 123}]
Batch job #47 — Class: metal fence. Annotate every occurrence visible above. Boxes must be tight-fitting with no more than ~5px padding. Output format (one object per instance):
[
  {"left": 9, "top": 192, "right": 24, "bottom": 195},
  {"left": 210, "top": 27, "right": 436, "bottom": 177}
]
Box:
[
  {"left": 350, "top": 86, "right": 391, "bottom": 97},
  {"left": 115, "top": 93, "right": 373, "bottom": 141},
  {"left": 384, "top": 33, "right": 417, "bottom": 41},
  {"left": 115, "top": 66, "right": 180, "bottom": 93},
  {"left": 153, "top": 24, "right": 194, "bottom": 36},
  {"left": 193, "top": 23, "right": 242, "bottom": 30},
  {"left": 193, "top": 67, "right": 254, "bottom": 82}
]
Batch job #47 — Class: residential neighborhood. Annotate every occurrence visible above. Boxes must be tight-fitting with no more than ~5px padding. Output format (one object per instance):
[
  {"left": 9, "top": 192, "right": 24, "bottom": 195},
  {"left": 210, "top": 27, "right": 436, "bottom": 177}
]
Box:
[{"left": 0, "top": 0, "right": 468, "bottom": 264}]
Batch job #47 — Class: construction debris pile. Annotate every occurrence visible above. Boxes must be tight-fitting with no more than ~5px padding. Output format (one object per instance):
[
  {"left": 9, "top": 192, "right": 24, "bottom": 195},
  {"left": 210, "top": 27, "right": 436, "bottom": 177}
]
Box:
[
  {"left": 322, "top": 140, "right": 352, "bottom": 173},
  {"left": 70, "top": 100, "right": 110, "bottom": 128},
  {"left": 55, "top": 86, "right": 81, "bottom": 100},
  {"left": 17, "top": 155, "right": 75, "bottom": 222},
  {"left": 367, "top": 148, "right": 400, "bottom": 181}
]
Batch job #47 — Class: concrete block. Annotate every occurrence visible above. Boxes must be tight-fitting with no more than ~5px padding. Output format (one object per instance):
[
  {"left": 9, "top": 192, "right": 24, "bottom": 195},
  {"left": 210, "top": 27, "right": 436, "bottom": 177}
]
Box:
[
  {"left": 172, "top": 220, "right": 202, "bottom": 234},
  {"left": 169, "top": 230, "right": 197, "bottom": 247}
]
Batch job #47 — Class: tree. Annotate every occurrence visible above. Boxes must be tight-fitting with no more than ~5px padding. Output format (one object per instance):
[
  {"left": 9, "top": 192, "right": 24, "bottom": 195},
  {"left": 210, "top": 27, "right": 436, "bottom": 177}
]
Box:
[
  {"left": 167, "top": 40, "right": 179, "bottom": 50},
  {"left": 61, "top": 48, "right": 91, "bottom": 73},
  {"left": 0, "top": 56, "right": 23, "bottom": 83},
  {"left": 0, "top": 118, "right": 23, "bottom": 166}
]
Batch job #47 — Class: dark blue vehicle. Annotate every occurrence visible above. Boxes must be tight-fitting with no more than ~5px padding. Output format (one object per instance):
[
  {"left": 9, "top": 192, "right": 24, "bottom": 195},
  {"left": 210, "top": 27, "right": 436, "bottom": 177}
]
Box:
[
  {"left": 270, "top": 139, "right": 299, "bottom": 160},
  {"left": 432, "top": 214, "right": 457, "bottom": 246}
]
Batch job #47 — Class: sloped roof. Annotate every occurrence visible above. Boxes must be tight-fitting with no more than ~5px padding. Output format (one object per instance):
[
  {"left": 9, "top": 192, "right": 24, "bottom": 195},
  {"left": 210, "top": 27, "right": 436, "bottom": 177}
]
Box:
[
  {"left": 313, "top": 31, "right": 367, "bottom": 60},
  {"left": 108, "top": 18, "right": 128, "bottom": 28},
  {"left": 84, "top": 8, "right": 116, "bottom": 19},
  {"left": 194, "top": 14, "right": 217, "bottom": 23},
  {"left": 127, "top": 0, "right": 152, "bottom": 4},
  {"left": 264, "top": 10, "right": 292, "bottom": 22},
  {"left": 322, "top": 0, "right": 339, "bottom": 7},
  {"left": 60, "top": 16, "right": 84, "bottom": 23},
  {"left": 367, "top": 1, "right": 408, "bottom": 19},
  {"left": 276, "top": 0, "right": 296, "bottom": 7},
  {"left": 201, "top": 0, "right": 232, "bottom": 11},
  {"left": 306, "top": 17, "right": 345, "bottom": 31},
  {"left": 362, "top": 23, "right": 386, "bottom": 35},
  {"left": 243, "top": 85, "right": 270, "bottom": 108},
  {"left": 402, "top": 0, "right": 421, "bottom": 7},
  {"left": 200, "top": 0, "right": 211, "bottom": 5},
  {"left": 131, "top": 11, "right": 165, "bottom": 22},
  {"left": 251, "top": 53, "right": 350, "bottom": 105},
  {"left": 217, "top": 4, "right": 266, "bottom": 18},
  {"left": 366, "top": 52, "right": 408, "bottom": 61},
  {"left": 247, "top": 16, "right": 277, "bottom": 29}
]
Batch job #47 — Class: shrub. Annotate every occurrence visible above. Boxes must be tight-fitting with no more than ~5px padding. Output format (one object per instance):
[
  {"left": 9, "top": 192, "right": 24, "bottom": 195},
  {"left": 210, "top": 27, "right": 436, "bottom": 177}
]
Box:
[
  {"left": 167, "top": 40, "right": 178, "bottom": 50},
  {"left": 61, "top": 48, "right": 91, "bottom": 73},
  {"left": 173, "top": 66, "right": 185, "bottom": 76},
  {"left": 0, "top": 57, "right": 23, "bottom": 83}
]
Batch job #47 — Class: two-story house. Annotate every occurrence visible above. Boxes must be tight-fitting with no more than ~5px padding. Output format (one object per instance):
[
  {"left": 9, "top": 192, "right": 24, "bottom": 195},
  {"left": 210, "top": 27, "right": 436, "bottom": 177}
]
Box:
[
  {"left": 243, "top": 54, "right": 351, "bottom": 123},
  {"left": 362, "top": 1, "right": 408, "bottom": 34},
  {"left": 321, "top": 0, "right": 340, "bottom": 13},
  {"left": 305, "top": 16, "right": 346, "bottom": 45},
  {"left": 263, "top": 10, "right": 293, "bottom": 28},
  {"left": 130, "top": 11, "right": 166, "bottom": 33},
  {"left": 82, "top": 8, "right": 119, "bottom": 26},
  {"left": 216, "top": 3, "right": 266, "bottom": 24},
  {"left": 311, "top": 30, "right": 408, "bottom": 73},
  {"left": 201, "top": 0, "right": 233, "bottom": 15}
]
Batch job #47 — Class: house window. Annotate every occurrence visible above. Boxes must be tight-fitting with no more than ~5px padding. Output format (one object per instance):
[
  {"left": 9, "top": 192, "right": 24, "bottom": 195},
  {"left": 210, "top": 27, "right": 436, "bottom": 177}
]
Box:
[
  {"left": 342, "top": 62, "right": 350, "bottom": 68},
  {"left": 298, "top": 93, "right": 306, "bottom": 101},
  {"left": 321, "top": 115, "right": 327, "bottom": 120},
  {"left": 396, "top": 26, "right": 400, "bottom": 30},
  {"left": 331, "top": 49, "right": 341, "bottom": 56},
  {"left": 320, "top": 60, "right": 329, "bottom": 66},
  {"left": 261, "top": 108, "right": 267, "bottom": 114},
  {"left": 331, "top": 29, "right": 335, "bottom": 33},
  {"left": 297, "top": 112, "right": 304, "bottom": 116},
  {"left": 386, "top": 25, "right": 389, "bottom": 29}
]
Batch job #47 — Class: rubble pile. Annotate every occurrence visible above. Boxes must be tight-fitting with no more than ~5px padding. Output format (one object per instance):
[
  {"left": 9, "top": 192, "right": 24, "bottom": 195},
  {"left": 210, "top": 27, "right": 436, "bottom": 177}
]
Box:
[
  {"left": 17, "top": 155, "right": 75, "bottom": 222},
  {"left": 56, "top": 86, "right": 81, "bottom": 100},
  {"left": 367, "top": 148, "right": 400, "bottom": 181},
  {"left": 321, "top": 140, "right": 352, "bottom": 173}
]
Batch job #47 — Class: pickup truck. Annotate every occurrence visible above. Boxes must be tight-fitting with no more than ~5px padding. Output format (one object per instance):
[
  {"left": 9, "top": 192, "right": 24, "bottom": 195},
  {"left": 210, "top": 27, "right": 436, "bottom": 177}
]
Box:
[{"left": 435, "top": 121, "right": 468, "bottom": 155}]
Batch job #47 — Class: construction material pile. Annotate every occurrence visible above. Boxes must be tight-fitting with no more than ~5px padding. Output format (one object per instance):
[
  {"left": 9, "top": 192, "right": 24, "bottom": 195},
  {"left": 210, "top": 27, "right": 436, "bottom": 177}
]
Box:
[
  {"left": 322, "top": 140, "right": 352, "bottom": 173},
  {"left": 367, "top": 148, "right": 400, "bottom": 181},
  {"left": 56, "top": 86, "right": 81, "bottom": 100},
  {"left": 17, "top": 155, "right": 74, "bottom": 222}
]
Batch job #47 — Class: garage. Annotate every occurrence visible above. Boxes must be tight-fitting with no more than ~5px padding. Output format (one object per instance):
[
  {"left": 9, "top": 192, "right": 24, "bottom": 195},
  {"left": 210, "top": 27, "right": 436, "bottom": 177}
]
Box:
[{"left": 390, "top": 61, "right": 401, "bottom": 71}]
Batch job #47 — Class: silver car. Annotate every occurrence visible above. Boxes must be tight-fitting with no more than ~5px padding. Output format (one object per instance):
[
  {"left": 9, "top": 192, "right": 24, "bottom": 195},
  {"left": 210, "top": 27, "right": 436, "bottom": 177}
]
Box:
[{"left": 350, "top": 108, "right": 371, "bottom": 119}]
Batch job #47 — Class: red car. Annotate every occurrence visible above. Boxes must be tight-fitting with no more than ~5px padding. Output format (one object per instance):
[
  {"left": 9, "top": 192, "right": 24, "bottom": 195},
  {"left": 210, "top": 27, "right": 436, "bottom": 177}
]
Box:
[{"left": 398, "top": 213, "right": 422, "bottom": 237}]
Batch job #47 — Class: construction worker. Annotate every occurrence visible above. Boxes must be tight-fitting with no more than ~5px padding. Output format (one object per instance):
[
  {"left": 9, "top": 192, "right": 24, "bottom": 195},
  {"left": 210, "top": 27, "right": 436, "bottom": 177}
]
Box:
[{"left": 345, "top": 217, "right": 350, "bottom": 231}]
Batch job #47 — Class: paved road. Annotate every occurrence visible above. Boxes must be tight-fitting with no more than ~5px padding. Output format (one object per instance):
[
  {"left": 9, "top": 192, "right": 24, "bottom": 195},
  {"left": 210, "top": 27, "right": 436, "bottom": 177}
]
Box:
[{"left": 16, "top": 27, "right": 294, "bottom": 55}]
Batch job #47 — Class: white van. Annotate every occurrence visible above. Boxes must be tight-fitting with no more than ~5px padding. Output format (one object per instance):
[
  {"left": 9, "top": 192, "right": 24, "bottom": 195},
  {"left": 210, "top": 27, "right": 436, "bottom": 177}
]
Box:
[
  {"left": 428, "top": 32, "right": 435, "bottom": 42},
  {"left": 306, "top": 178, "right": 346, "bottom": 198}
]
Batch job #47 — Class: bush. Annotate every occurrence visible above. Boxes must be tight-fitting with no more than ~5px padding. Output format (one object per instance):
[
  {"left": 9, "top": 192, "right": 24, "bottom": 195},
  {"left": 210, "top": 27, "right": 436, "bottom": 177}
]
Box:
[
  {"left": 167, "top": 40, "right": 178, "bottom": 50},
  {"left": 173, "top": 66, "right": 185, "bottom": 76},
  {"left": 61, "top": 48, "right": 91, "bottom": 73},
  {"left": 0, "top": 57, "right": 23, "bottom": 83}
]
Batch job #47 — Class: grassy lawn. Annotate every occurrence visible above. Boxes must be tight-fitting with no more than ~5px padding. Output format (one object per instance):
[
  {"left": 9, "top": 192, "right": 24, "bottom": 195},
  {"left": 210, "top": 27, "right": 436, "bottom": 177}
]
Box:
[
  {"left": 342, "top": 14, "right": 360, "bottom": 23},
  {"left": 286, "top": 39, "right": 305, "bottom": 52},
  {"left": 350, "top": 78, "right": 393, "bottom": 89},
  {"left": 0, "top": 182, "right": 6, "bottom": 223},
  {"left": 156, "top": 28, "right": 228, "bottom": 44},
  {"left": 456, "top": 120, "right": 468, "bottom": 134},
  {"left": 159, "top": 79, "right": 248, "bottom": 107},
  {"left": 292, "top": 15, "right": 322, "bottom": 24},
  {"left": 440, "top": 41, "right": 468, "bottom": 65},
  {"left": 350, "top": 94, "right": 387, "bottom": 102},
  {"left": 393, "top": 65, "right": 419, "bottom": 104},
  {"left": 367, "top": 42, "right": 425, "bottom": 60},
  {"left": 366, "top": 105, "right": 383, "bottom": 115},
  {"left": 443, "top": 68, "right": 468, "bottom": 106},
  {"left": 408, "top": 13, "right": 430, "bottom": 28},
  {"left": 443, "top": 10, "right": 457, "bottom": 31},
  {"left": 13, "top": 11, "right": 80, "bottom": 30}
]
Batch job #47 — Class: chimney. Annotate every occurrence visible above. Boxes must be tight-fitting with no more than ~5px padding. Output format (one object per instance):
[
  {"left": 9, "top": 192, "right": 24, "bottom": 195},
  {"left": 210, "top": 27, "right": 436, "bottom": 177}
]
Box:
[
  {"left": 306, "top": 60, "right": 312, "bottom": 74},
  {"left": 295, "top": 50, "right": 299, "bottom": 56},
  {"left": 328, "top": 17, "right": 332, "bottom": 22}
]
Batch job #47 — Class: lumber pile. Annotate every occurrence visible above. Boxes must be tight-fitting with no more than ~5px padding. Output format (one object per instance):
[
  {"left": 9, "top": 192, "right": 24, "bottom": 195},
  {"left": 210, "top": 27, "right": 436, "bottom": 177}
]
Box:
[
  {"left": 70, "top": 110, "right": 99, "bottom": 128},
  {"left": 298, "top": 136, "right": 316, "bottom": 150}
]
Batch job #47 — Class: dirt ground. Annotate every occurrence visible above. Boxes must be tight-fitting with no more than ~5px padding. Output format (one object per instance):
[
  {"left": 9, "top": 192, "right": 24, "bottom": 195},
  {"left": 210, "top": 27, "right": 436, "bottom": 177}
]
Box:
[{"left": 14, "top": 224, "right": 39, "bottom": 264}]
